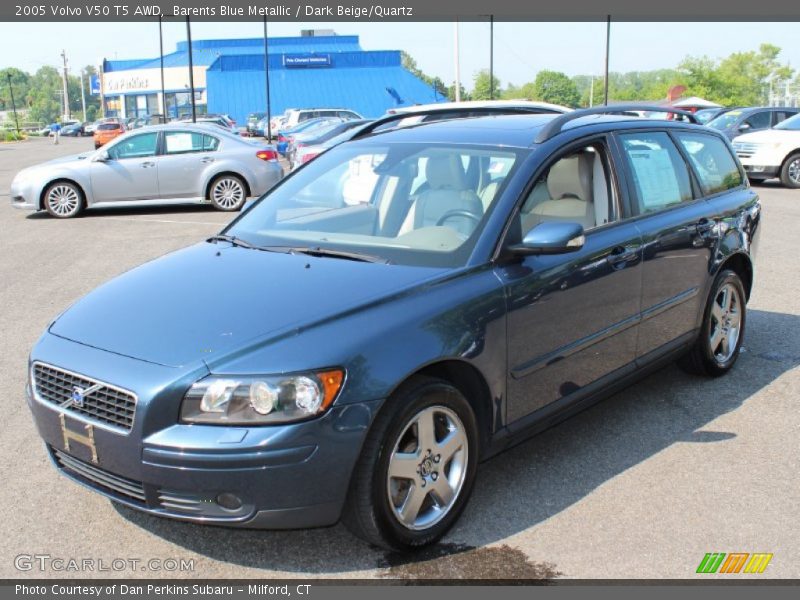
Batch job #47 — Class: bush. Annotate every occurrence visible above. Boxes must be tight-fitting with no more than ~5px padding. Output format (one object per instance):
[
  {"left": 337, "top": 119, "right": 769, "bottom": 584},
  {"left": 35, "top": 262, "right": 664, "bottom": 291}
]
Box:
[{"left": 2, "top": 130, "right": 26, "bottom": 142}]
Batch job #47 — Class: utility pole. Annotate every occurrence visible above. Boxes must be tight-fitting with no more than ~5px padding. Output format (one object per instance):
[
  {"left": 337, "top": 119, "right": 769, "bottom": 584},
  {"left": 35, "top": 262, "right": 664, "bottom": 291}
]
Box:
[
  {"left": 98, "top": 60, "right": 106, "bottom": 118},
  {"left": 263, "top": 15, "right": 272, "bottom": 140},
  {"left": 489, "top": 15, "right": 494, "bottom": 100},
  {"left": 185, "top": 16, "right": 196, "bottom": 123},
  {"left": 79, "top": 72, "right": 87, "bottom": 122},
  {"left": 159, "top": 15, "right": 167, "bottom": 121},
  {"left": 6, "top": 72, "right": 20, "bottom": 134},
  {"left": 453, "top": 19, "right": 461, "bottom": 102},
  {"left": 60, "top": 49, "right": 70, "bottom": 120},
  {"left": 603, "top": 16, "right": 611, "bottom": 106}
]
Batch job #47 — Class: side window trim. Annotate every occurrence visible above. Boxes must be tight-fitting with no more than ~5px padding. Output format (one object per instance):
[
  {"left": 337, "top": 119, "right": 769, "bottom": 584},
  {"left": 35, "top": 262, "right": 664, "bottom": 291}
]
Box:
[
  {"left": 497, "top": 134, "right": 623, "bottom": 254},
  {"left": 612, "top": 128, "right": 700, "bottom": 218},
  {"left": 109, "top": 131, "right": 160, "bottom": 161}
]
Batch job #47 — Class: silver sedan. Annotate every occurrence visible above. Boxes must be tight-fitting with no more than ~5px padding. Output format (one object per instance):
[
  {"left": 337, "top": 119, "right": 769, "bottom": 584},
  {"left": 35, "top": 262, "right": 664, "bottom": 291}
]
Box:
[{"left": 10, "top": 124, "right": 283, "bottom": 218}]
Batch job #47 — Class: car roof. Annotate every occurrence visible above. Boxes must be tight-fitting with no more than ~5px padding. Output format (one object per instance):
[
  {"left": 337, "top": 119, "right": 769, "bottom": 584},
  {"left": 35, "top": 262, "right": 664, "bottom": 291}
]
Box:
[
  {"left": 351, "top": 112, "right": 710, "bottom": 149},
  {"left": 389, "top": 100, "right": 572, "bottom": 115}
]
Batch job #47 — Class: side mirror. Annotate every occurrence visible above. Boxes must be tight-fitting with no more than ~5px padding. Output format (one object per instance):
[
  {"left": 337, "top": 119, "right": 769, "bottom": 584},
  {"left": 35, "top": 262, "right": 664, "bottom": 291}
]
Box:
[
  {"left": 738, "top": 123, "right": 751, "bottom": 131},
  {"left": 94, "top": 150, "right": 110, "bottom": 162},
  {"left": 509, "top": 221, "right": 585, "bottom": 255}
]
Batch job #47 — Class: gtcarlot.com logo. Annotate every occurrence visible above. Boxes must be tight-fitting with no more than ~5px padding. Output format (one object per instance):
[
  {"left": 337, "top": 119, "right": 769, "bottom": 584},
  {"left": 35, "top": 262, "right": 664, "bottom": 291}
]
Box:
[
  {"left": 14, "top": 554, "right": 195, "bottom": 573},
  {"left": 696, "top": 552, "right": 773, "bottom": 574}
]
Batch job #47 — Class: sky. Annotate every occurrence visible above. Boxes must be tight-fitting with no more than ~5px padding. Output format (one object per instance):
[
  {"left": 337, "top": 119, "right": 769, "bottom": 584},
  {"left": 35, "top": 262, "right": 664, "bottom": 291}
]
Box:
[{"left": 0, "top": 21, "right": 798, "bottom": 89}]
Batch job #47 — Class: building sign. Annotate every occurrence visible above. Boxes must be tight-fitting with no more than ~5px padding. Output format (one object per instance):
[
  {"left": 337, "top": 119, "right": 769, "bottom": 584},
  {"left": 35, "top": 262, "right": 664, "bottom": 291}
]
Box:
[
  {"left": 90, "top": 75, "right": 101, "bottom": 95},
  {"left": 105, "top": 74, "right": 152, "bottom": 92},
  {"left": 283, "top": 53, "right": 332, "bottom": 68}
]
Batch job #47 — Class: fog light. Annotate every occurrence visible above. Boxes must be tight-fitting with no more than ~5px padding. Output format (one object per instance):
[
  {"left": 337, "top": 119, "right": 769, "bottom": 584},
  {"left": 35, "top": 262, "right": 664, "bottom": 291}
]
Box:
[{"left": 216, "top": 493, "right": 243, "bottom": 510}]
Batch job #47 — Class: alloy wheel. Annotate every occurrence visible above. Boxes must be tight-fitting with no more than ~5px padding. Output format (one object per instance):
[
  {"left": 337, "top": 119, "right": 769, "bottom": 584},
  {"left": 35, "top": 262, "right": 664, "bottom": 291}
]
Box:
[
  {"left": 788, "top": 158, "right": 800, "bottom": 185},
  {"left": 46, "top": 184, "right": 81, "bottom": 217},
  {"left": 386, "top": 405, "right": 468, "bottom": 531},
  {"left": 212, "top": 178, "right": 245, "bottom": 209},
  {"left": 709, "top": 282, "right": 742, "bottom": 363}
]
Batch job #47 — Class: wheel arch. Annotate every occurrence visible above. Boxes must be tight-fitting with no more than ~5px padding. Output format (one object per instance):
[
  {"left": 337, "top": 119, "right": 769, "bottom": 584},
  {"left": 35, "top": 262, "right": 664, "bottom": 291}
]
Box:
[
  {"left": 382, "top": 359, "right": 496, "bottom": 460},
  {"left": 780, "top": 148, "right": 800, "bottom": 171},
  {"left": 717, "top": 252, "right": 753, "bottom": 301},
  {"left": 38, "top": 178, "right": 87, "bottom": 211},
  {"left": 204, "top": 171, "right": 252, "bottom": 200}
]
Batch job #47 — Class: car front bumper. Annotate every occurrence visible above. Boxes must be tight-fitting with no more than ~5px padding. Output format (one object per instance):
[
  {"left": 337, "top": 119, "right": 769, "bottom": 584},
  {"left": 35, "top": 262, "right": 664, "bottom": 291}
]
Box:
[
  {"left": 27, "top": 334, "right": 380, "bottom": 529},
  {"left": 10, "top": 180, "right": 38, "bottom": 210}
]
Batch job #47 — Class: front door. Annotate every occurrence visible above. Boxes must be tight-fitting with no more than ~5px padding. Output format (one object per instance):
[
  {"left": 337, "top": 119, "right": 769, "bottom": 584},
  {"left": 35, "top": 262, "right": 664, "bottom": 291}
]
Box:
[
  {"left": 90, "top": 131, "right": 160, "bottom": 203},
  {"left": 500, "top": 141, "right": 644, "bottom": 424}
]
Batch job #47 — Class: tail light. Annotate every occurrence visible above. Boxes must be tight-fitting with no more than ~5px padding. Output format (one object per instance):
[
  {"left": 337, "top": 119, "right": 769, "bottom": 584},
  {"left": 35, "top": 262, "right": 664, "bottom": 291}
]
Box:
[
  {"left": 301, "top": 152, "right": 320, "bottom": 165},
  {"left": 256, "top": 150, "right": 278, "bottom": 162}
]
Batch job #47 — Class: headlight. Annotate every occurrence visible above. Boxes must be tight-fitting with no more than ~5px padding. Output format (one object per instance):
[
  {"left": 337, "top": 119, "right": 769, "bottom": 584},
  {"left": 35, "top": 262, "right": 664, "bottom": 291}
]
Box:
[{"left": 180, "top": 369, "right": 344, "bottom": 425}]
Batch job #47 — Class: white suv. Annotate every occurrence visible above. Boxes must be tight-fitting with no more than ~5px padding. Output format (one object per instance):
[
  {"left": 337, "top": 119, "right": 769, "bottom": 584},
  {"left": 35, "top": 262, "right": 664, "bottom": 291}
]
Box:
[{"left": 732, "top": 113, "right": 800, "bottom": 188}]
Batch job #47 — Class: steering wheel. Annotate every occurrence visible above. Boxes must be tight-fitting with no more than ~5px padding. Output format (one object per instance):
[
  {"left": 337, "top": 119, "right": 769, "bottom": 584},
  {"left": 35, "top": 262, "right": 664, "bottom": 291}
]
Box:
[{"left": 436, "top": 209, "right": 482, "bottom": 228}]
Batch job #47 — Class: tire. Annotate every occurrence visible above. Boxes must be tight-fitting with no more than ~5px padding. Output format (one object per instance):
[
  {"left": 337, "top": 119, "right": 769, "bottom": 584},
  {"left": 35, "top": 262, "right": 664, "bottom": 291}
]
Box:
[
  {"left": 342, "top": 376, "right": 479, "bottom": 551},
  {"left": 209, "top": 174, "right": 247, "bottom": 211},
  {"left": 43, "top": 181, "right": 84, "bottom": 218},
  {"left": 679, "top": 269, "right": 746, "bottom": 377},
  {"left": 779, "top": 152, "right": 800, "bottom": 189}
]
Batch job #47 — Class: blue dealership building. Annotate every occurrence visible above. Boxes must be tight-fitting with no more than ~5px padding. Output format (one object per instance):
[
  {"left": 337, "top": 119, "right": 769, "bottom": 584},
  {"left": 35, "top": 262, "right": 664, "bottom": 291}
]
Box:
[{"left": 100, "top": 32, "right": 443, "bottom": 124}]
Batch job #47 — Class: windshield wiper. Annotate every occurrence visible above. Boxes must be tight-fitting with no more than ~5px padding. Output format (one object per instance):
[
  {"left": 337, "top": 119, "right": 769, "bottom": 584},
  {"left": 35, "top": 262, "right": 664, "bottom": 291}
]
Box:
[
  {"left": 207, "top": 234, "right": 257, "bottom": 249},
  {"left": 288, "top": 246, "right": 390, "bottom": 264}
]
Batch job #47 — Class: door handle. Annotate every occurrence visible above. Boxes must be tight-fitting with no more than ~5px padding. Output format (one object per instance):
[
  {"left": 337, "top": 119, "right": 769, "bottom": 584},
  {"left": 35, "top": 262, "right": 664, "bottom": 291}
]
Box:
[
  {"left": 140, "top": 161, "right": 155, "bottom": 168},
  {"left": 695, "top": 218, "right": 716, "bottom": 235},
  {"left": 200, "top": 157, "right": 215, "bottom": 164},
  {"left": 607, "top": 245, "right": 640, "bottom": 269}
]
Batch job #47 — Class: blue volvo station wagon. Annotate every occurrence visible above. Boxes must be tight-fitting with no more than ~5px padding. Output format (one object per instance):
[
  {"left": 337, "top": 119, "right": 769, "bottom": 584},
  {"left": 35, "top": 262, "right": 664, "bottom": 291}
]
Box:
[{"left": 26, "top": 106, "right": 760, "bottom": 550}]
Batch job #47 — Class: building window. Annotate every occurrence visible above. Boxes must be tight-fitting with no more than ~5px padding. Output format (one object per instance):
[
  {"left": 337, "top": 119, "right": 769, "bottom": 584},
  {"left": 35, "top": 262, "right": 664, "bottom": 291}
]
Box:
[
  {"left": 104, "top": 96, "right": 122, "bottom": 117},
  {"left": 165, "top": 91, "right": 206, "bottom": 120},
  {"left": 124, "top": 94, "right": 159, "bottom": 119}
]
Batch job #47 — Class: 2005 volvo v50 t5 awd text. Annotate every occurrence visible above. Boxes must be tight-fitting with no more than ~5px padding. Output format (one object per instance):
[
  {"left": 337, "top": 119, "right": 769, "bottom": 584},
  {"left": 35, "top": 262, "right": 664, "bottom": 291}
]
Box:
[{"left": 25, "top": 106, "right": 760, "bottom": 551}]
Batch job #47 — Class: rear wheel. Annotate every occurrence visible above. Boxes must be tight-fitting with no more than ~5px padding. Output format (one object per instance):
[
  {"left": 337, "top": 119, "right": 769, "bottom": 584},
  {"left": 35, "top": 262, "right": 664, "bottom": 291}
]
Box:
[
  {"left": 342, "top": 377, "right": 478, "bottom": 551},
  {"left": 209, "top": 174, "right": 247, "bottom": 211},
  {"left": 679, "top": 269, "right": 746, "bottom": 377},
  {"left": 780, "top": 152, "right": 800, "bottom": 188},
  {"left": 43, "top": 181, "right": 84, "bottom": 218}
]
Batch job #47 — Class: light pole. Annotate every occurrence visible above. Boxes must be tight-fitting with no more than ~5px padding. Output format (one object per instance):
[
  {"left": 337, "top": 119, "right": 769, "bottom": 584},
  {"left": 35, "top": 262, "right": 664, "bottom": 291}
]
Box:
[
  {"left": 489, "top": 15, "right": 494, "bottom": 100},
  {"left": 263, "top": 15, "right": 272, "bottom": 140},
  {"left": 159, "top": 15, "right": 167, "bottom": 121},
  {"left": 603, "top": 15, "right": 611, "bottom": 106},
  {"left": 186, "top": 16, "right": 196, "bottom": 123}
]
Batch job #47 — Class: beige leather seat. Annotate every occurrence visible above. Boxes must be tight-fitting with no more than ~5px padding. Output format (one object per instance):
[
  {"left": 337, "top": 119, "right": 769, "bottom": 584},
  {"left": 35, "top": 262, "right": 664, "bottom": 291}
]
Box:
[
  {"left": 531, "top": 153, "right": 595, "bottom": 229},
  {"left": 399, "top": 155, "right": 483, "bottom": 236}
]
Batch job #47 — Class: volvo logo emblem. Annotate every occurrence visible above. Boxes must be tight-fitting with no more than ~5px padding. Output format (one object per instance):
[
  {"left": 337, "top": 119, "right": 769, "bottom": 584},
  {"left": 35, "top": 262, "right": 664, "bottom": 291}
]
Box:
[
  {"left": 69, "top": 383, "right": 102, "bottom": 408},
  {"left": 71, "top": 386, "right": 86, "bottom": 407}
]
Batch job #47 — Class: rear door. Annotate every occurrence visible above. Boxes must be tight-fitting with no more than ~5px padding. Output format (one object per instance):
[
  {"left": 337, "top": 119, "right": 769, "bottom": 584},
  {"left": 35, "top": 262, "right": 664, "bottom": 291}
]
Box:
[
  {"left": 614, "top": 130, "right": 716, "bottom": 360},
  {"left": 500, "top": 137, "right": 644, "bottom": 423},
  {"left": 156, "top": 130, "right": 220, "bottom": 199}
]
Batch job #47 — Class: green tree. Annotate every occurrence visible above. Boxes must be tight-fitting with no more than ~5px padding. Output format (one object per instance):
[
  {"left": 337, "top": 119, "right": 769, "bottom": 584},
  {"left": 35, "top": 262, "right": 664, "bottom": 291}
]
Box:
[
  {"left": 27, "top": 66, "right": 63, "bottom": 125},
  {"left": 472, "top": 69, "right": 501, "bottom": 100},
  {"left": 0, "top": 68, "right": 30, "bottom": 112},
  {"left": 531, "top": 70, "right": 580, "bottom": 107}
]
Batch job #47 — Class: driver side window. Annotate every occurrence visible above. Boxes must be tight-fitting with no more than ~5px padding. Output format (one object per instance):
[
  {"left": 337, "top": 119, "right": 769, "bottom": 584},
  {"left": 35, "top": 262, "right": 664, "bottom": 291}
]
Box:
[
  {"left": 519, "top": 143, "right": 615, "bottom": 235},
  {"left": 107, "top": 132, "right": 158, "bottom": 160}
]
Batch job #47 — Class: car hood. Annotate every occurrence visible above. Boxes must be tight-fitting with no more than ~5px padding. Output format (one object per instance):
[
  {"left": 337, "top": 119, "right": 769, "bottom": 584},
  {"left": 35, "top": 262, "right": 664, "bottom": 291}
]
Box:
[
  {"left": 18, "top": 152, "right": 93, "bottom": 177},
  {"left": 49, "top": 242, "right": 447, "bottom": 368},
  {"left": 733, "top": 129, "right": 800, "bottom": 144}
]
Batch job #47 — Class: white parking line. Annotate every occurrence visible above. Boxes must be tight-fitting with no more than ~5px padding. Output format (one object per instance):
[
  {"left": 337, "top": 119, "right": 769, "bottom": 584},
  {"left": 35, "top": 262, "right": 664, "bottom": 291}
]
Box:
[{"left": 102, "top": 217, "right": 223, "bottom": 226}]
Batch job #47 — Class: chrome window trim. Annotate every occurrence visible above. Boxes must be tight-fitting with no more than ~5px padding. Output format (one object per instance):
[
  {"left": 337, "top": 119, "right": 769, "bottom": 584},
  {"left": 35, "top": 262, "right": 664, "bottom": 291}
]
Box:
[{"left": 30, "top": 361, "right": 138, "bottom": 435}]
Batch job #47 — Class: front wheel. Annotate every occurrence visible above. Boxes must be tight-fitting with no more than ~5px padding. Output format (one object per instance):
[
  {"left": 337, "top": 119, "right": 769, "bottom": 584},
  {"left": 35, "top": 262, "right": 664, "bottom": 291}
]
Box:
[
  {"left": 342, "top": 377, "right": 478, "bottom": 551},
  {"left": 780, "top": 152, "right": 800, "bottom": 189},
  {"left": 679, "top": 269, "right": 746, "bottom": 377},
  {"left": 43, "top": 181, "right": 84, "bottom": 218},
  {"left": 209, "top": 175, "right": 247, "bottom": 211}
]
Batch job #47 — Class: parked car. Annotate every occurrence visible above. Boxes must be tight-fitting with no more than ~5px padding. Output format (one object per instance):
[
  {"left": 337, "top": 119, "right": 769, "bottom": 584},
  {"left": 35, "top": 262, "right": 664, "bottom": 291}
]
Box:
[
  {"left": 60, "top": 122, "right": 91, "bottom": 137},
  {"left": 281, "top": 107, "right": 362, "bottom": 131},
  {"left": 11, "top": 123, "right": 282, "bottom": 217},
  {"left": 285, "top": 119, "right": 355, "bottom": 166},
  {"left": 272, "top": 117, "right": 340, "bottom": 154},
  {"left": 694, "top": 107, "right": 737, "bottom": 125},
  {"left": 22, "top": 105, "right": 759, "bottom": 551},
  {"left": 733, "top": 112, "right": 800, "bottom": 187},
  {"left": 179, "top": 115, "right": 238, "bottom": 135},
  {"left": 93, "top": 121, "right": 126, "bottom": 148},
  {"left": 706, "top": 106, "right": 799, "bottom": 140},
  {"left": 291, "top": 119, "right": 372, "bottom": 169},
  {"left": 246, "top": 112, "right": 267, "bottom": 136}
]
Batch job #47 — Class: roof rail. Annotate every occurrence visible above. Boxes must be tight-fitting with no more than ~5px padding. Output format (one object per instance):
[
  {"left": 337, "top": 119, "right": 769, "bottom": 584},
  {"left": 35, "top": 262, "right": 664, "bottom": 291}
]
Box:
[
  {"left": 533, "top": 104, "right": 700, "bottom": 144},
  {"left": 350, "top": 106, "right": 562, "bottom": 140}
]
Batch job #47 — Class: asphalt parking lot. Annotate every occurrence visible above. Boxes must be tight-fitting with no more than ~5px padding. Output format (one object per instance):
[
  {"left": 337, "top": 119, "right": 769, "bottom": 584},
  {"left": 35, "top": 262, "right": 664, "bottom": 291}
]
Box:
[{"left": 0, "top": 136, "right": 798, "bottom": 580}]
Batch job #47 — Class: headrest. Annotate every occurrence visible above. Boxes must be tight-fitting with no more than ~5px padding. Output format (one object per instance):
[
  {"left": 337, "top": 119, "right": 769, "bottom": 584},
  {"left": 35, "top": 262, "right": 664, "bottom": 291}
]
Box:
[
  {"left": 547, "top": 153, "right": 593, "bottom": 202},
  {"left": 425, "top": 155, "right": 466, "bottom": 190}
]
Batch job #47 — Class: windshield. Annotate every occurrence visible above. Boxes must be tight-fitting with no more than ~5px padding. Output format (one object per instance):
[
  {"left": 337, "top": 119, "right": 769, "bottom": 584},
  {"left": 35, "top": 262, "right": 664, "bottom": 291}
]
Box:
[
  {"left": 774, "top": 113, "right": 800, "bottom": 130},
  {"left": 694, "top": 109, "right": 721, "bottom": 124},
  {"left": 225, "top": 142, "right": 523, "bottom": 267},
  {"left": 707, "top": 111, "right": 742, "bottom": 130}
]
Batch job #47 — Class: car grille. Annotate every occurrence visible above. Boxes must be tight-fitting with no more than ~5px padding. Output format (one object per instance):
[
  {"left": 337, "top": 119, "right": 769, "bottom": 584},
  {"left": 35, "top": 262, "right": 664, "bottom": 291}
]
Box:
[
  {"left": 33, "top": 362, "right": 137, "bottom": 433},
  {"left": 733, "top": 142, "right": 760, "bottom": 158},
  {"left": 53, "top": 449, "right": 147, "bottom": 505}
]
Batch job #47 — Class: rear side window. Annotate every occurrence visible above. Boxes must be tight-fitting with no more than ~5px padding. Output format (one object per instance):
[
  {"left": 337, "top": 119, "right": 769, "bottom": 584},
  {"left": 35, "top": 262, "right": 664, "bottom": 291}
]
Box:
[
  {"left": 744, "top": 111, "right": 771, "bottom": 130},
  {"left": 674, "top": 132, "right": 743, "bottom": 195},
  {"left": 618, "top": 132, "right": 693, "bottom": 214}
]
